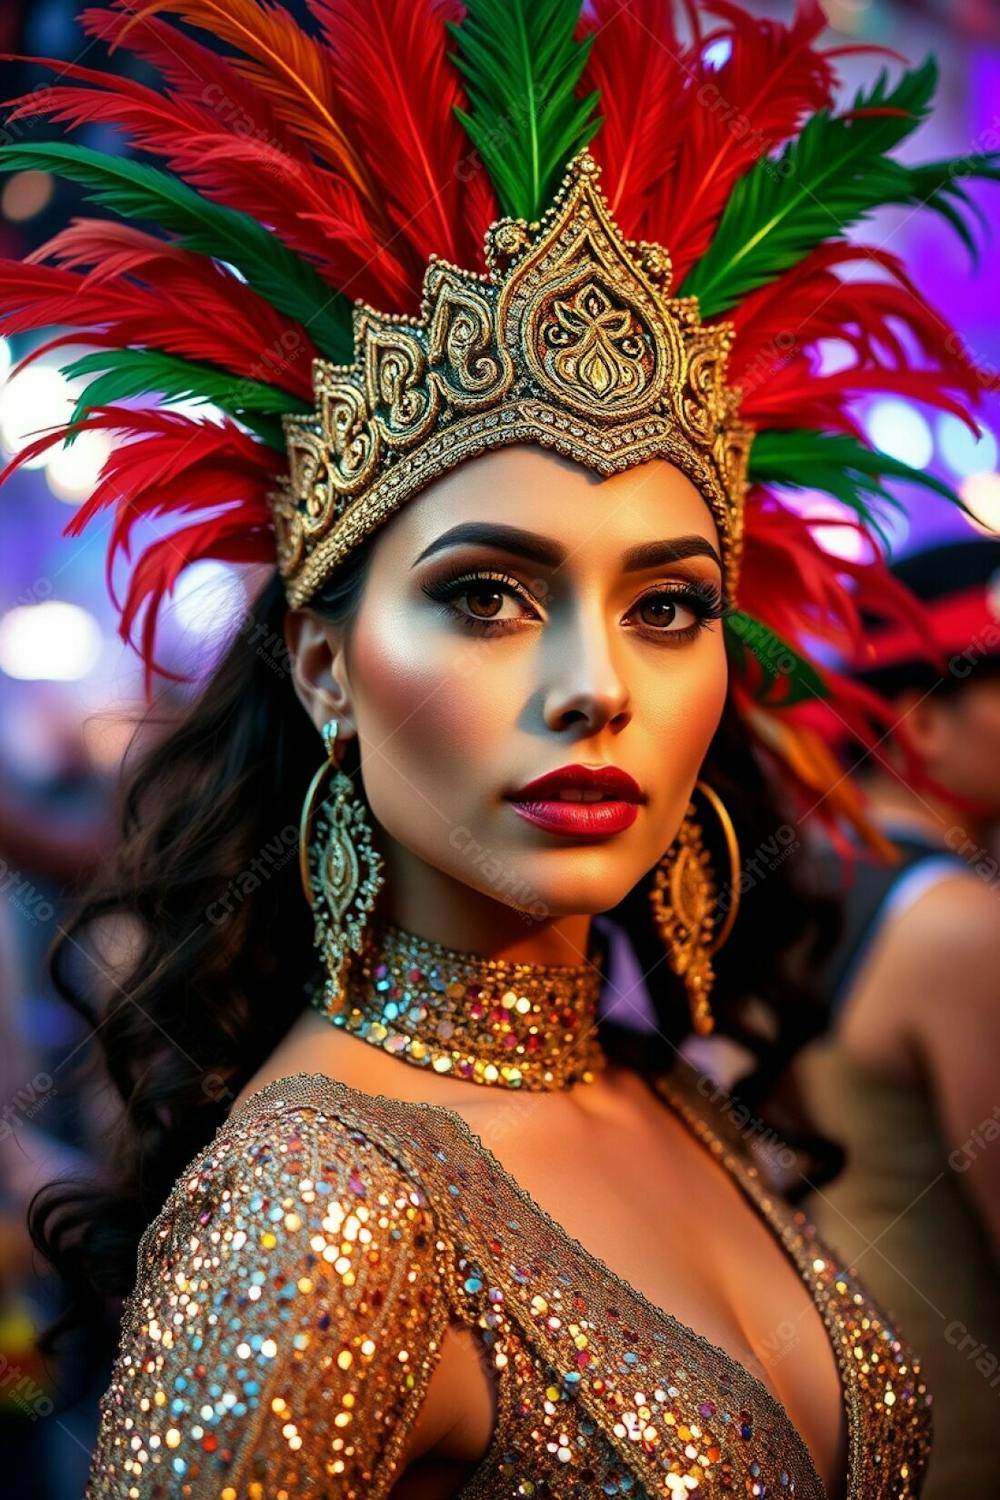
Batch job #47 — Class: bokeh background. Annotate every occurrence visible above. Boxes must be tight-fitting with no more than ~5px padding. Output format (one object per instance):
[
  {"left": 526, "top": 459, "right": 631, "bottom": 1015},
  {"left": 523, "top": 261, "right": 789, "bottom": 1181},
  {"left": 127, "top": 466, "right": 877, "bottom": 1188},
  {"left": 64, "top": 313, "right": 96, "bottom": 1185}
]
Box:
[{"left": 0, "top": 0, "right": 997, "bottom": 1494}]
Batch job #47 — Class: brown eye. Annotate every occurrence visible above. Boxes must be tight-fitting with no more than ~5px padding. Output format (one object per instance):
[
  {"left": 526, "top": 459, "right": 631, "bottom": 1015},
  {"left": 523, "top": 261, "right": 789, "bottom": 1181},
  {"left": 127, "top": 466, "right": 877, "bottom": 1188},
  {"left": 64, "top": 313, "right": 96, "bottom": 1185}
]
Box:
[
  {"left": 465, "top": 587, "right": 504, "bottom": 618},
  {"left": 639, "top": 594, "right": 679, "bottom": 627},
  {"left": 641, "top": 591, "right": 695, "bottom": 627},
  {"left": 422, "top": 569, "right": 542, "bottom": 630}
]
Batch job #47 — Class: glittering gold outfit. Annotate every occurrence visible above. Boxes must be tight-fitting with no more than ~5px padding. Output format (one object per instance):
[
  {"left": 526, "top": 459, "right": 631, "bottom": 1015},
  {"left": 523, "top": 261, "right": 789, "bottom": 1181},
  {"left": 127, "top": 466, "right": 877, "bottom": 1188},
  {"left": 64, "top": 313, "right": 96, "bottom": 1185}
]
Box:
[{"left": 84, "top": 1054, "right": 932, "bottom": 1499}]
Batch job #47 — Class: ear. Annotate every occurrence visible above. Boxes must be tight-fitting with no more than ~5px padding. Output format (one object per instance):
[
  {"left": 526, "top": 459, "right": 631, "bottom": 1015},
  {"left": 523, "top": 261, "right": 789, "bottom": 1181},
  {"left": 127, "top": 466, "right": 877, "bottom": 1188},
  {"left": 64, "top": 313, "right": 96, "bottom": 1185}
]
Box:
[
  {"left": 284, "top": 607, "right": 356, "bottom": 739},
  {"left": 894, "top": 688, "right": 948, "bottom": 761}
]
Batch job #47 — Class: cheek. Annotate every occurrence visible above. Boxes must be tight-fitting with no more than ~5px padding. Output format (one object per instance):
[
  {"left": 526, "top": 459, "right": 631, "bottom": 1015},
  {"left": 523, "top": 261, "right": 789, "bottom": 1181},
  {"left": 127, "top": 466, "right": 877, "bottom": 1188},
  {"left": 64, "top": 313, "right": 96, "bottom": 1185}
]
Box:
[
  {"left": 644, "top": 639, "right": 728, "bottom": 759},
  {"left": 346, "top": 597, "right": 516, "bottom": 804},
  {"left": 636, "top": 640, "right": 728, "bottom": 836}
]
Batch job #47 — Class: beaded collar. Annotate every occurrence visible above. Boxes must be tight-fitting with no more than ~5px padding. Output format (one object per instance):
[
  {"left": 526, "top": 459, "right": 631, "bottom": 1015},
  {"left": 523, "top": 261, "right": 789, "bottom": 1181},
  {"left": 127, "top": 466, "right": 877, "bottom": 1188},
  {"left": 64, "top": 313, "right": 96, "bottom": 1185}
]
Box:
[{"left": 309, "top": 919, "right": 607, "bottom": 1090}]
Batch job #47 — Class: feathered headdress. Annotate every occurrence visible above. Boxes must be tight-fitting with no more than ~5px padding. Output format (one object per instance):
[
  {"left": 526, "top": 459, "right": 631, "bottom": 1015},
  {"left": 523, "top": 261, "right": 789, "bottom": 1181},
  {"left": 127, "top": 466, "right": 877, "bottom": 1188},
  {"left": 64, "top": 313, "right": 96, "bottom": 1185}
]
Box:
[{"left": 1, "top": 0, "right": 997, "bottom": 854}]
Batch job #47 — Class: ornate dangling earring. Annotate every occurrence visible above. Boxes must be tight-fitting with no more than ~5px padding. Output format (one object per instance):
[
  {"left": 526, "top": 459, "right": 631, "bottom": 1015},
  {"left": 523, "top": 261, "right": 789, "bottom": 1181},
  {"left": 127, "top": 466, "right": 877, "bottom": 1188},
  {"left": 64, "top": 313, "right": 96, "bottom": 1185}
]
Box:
[
  {"left": 299, "top": 718, "right": 384, "bottom": 1018},
  {"left": 648, "top": 780, "right": 740, "bottom": 1037}
]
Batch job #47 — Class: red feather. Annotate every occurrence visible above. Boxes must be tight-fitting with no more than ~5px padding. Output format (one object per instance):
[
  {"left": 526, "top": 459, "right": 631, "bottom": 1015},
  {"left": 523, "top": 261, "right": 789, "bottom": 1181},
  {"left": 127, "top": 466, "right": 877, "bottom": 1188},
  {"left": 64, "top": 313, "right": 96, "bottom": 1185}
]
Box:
[
  {"left": 580, "top": 0, "right": 877, "bottom": 279},
  {"left": 4, "top": 46, "right": 416, "bottom": 309},
  {"left": 0, "top": 221, "right": 317, "bottom": 394},
  {"left": 460, "top": 164, "right": 502, "bottom": 273},
  {"left": 730, "top": 245, "right": 979, "bottom": 392},
  {"left": 305, "top": 0, "right": 493, "bottom": 272},
  {"left": 579, "top": 0, "right": 693, "bottom": 235},
  {"left": 118, "top": 0, "right": 379, "bottom": 205},
  {"left": 127, "top": 517, "right": 277, "bottom": 693},
  {"left": 81, "top": 2, "right": 412, "bottom": 297},
  {"left": 745, "top": 365, "right": 978, "bottom": 432},
  {"left": 727, "top": 242, "right": 984, "bottom": 435},
  {"left": 169, "top": 136, "right": 416, "bottom": 308},
  {"left": 0, "top": 406, "right": 279, "bottom": 692},
  {"left": 737, "top": 496, "right": 925, "bottom": 658},
  {"left": 81, "top": 3, "right": 306, "bottom": 154},
  {"left": 643, "top": 1, "right": 844, "bottom": 280},
  {"left": 731, "top": 492, "right": 952, "bottom": 839}
]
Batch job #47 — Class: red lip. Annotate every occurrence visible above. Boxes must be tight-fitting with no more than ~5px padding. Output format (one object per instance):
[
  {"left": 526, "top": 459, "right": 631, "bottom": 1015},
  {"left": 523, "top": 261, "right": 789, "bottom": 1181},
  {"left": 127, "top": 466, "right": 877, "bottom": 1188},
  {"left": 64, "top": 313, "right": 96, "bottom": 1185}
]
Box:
[
  {"left": 506, "top": 763, "right": 645, "bottom": 838},
  {"left": 511, "top": 763, "right": 644, "bottom": 801}
]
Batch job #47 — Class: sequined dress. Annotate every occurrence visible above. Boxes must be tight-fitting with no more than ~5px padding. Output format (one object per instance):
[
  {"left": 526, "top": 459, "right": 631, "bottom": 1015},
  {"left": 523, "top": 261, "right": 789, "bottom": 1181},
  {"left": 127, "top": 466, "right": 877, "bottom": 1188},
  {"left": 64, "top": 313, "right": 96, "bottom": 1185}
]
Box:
[{"left": 84, "top": 1056, "right": 932, "bottom": 1498}]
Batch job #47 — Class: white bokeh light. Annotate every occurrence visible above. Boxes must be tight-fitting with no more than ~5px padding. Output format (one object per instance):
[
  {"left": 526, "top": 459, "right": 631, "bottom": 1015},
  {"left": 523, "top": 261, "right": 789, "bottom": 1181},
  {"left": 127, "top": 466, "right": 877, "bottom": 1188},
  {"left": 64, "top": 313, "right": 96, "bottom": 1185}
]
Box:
[
  {"left": 866, "top": 399, "right": 934, "bottom": 470},
  {"left": 779, "top": 492, "right": 871, "bottom": 564},
  {"left": 936, "top": 413, "right": 998, "bottom": 479},
  {"left": 46, "top": 427, "right": 114, "bottom": 503},
  {"left": 0, "top": 363, "right": 75, "bottom": 469},
  {"left": 0, "top": 601, "right": 103, "bottom": 681},
  {"left": 960, "top": 472, "right": 1000, "bottom": 535},
  {"left": 170, "top": 560, "right": 247, "bottom": 639},
  {"left": 703, "top": 36, "right": 733, "bottom": 67}
]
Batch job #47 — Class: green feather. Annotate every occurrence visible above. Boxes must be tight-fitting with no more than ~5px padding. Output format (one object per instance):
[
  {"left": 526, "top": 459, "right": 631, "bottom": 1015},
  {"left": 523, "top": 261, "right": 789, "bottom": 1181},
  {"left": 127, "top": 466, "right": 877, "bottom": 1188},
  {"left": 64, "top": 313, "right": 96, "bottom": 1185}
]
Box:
[
  {"left": 0, "top": 142, "right": 352, "bottom": 361},
  {"left": 748, "top": 429, "right": 973, "bottom": 557},
  {"left": 724, "top": 611, "right": 830, "bottom": 707},
  {"left": 62, "top": 347, "right": 309, "bottom": 440},
  {"left": 902, "top": 156, "right": 1000, "bottom": 258},
  {"left": 681, "top": 59, "right": 1000, "bottom": 317},
  {"left": 447, "top": 0, "right": 602, "bottom": 220}
]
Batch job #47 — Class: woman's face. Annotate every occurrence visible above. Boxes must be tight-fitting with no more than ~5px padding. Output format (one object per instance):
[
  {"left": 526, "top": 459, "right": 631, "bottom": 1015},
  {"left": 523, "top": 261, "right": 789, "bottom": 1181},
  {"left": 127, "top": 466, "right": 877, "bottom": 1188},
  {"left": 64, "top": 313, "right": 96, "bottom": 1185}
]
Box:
[{"left": 296, "top": 444, "right": 729, "bottom": 922}]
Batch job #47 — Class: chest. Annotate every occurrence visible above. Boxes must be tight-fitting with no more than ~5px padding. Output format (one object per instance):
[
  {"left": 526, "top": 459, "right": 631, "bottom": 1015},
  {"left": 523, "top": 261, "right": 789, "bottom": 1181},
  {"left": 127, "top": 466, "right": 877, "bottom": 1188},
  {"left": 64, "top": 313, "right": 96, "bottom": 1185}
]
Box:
[{"left": 441, "top": 1088, "right": 848, "bottom": 1494}]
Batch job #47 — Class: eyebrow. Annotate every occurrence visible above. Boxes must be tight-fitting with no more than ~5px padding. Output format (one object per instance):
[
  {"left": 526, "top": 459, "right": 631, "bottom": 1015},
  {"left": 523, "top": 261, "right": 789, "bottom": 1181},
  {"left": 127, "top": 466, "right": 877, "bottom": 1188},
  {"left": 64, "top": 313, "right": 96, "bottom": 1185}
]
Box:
[{"left": 411, "top": 521, "right": 722, "bottom": 574}]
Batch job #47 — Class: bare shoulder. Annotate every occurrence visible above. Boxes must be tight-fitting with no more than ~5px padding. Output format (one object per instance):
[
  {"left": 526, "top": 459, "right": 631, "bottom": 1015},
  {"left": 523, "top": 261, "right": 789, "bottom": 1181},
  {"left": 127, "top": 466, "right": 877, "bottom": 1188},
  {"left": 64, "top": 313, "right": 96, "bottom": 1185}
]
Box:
[
  {"left": 888, "top": 866, "right": 1000, "bottom": 997},
  {"left": 845, "top": 866, "right": 1000, "bottom": 1065},
  {"left": 896, "top": 864, "right": 999, "bottom": 940}
]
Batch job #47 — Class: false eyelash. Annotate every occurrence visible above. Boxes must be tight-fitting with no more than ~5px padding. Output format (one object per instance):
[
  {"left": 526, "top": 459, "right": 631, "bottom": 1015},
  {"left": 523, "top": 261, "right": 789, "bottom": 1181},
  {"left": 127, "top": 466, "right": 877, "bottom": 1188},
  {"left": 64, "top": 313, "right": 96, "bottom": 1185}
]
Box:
[
  {"left": 664, "top": 580, "right": 730, "bottom": 622},
  {"left": 422, "top": 568, "right": 732, "bottom": 639}
]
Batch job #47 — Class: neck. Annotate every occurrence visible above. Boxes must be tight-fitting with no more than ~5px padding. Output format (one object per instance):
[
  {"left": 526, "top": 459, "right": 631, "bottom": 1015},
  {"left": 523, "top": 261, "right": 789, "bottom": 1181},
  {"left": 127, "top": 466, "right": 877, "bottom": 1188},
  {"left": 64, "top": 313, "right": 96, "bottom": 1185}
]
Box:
[
  {"left": 375, "top": 841, "right": 594, "bottom": 967},
  {"left": 311, "top": 912, "right": 607, "bottom": 1092}
]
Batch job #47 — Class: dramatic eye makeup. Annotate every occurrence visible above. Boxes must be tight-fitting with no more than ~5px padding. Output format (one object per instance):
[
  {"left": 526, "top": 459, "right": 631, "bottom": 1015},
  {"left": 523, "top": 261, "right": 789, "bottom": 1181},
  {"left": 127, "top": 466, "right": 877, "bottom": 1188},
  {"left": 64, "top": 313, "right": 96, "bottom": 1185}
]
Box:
[
  {"left": 419, "top": 563, "right": 729, "bottom": 642},
  {"left": 412, "top": 522, "right": 729, "bottom": 641}
]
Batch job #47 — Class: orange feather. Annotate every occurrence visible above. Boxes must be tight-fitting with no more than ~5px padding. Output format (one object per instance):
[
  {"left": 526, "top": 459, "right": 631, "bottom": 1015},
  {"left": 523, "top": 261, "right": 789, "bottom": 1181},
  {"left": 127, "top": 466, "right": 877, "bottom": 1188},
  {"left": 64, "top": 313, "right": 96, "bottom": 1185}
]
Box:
[{"left": 117, "top": 0, "right": 381, "bottom": 217}]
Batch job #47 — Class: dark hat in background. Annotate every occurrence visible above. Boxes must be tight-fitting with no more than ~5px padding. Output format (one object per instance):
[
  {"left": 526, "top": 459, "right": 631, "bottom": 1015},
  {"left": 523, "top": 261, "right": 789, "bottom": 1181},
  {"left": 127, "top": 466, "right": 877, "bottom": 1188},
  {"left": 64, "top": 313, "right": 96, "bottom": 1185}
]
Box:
[{"left": 855, "top": 538, "right": 1000, "bottom": 699}]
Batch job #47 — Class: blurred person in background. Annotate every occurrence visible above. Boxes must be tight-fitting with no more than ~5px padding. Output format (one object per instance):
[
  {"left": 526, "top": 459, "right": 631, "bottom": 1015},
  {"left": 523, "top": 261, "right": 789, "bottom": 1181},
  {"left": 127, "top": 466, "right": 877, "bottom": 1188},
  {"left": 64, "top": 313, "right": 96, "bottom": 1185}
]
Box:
[{"left": 795, "top": 538, "right": 1000, "bottom": 1498}]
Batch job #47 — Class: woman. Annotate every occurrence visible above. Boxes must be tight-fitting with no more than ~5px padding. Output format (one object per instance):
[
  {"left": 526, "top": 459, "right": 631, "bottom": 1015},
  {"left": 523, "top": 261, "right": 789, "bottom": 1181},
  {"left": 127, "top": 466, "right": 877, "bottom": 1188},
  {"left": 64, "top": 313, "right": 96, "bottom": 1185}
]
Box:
[{"left": 4, "top": 0, "right": 994, "bottom": 1494}]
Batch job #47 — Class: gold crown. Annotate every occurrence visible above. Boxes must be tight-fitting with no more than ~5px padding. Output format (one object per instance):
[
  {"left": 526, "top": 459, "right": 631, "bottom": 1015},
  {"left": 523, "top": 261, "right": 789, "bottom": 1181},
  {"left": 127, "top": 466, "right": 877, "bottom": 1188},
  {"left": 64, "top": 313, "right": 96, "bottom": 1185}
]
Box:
[{"left": 271, "top": 150, "right": 751, "bottom": 606}]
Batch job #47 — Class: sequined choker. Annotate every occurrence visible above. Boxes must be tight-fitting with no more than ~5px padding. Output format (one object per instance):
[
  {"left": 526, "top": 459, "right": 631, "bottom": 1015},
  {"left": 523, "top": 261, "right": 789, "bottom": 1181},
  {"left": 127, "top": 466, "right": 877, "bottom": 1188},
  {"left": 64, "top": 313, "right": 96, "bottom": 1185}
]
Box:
[{"left": 310, "top": 920, "right": 607, "bottom": 1091}]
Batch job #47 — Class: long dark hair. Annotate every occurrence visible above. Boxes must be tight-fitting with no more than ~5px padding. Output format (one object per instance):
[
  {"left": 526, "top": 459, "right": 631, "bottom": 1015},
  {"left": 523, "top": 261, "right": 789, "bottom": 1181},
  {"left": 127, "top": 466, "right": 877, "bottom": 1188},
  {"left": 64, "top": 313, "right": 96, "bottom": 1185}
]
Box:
[{"left": 29, "top": 541, "right": 839, "bottom": 1350}]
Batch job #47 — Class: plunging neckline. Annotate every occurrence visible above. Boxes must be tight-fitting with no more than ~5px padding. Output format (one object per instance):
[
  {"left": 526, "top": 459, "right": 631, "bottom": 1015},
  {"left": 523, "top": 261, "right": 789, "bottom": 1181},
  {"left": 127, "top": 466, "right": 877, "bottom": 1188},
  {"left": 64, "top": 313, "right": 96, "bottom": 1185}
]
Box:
[{"left": 228, "top": 1062, "right": 854, "bottom": 1498}]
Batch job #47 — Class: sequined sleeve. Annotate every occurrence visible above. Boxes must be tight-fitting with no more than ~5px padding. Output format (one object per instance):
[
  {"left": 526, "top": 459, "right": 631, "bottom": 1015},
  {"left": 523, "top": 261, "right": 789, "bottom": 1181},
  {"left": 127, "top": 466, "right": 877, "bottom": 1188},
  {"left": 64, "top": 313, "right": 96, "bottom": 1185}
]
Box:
[{"left": 84, "top": 1098, "right": 453, "bottom": 1499}]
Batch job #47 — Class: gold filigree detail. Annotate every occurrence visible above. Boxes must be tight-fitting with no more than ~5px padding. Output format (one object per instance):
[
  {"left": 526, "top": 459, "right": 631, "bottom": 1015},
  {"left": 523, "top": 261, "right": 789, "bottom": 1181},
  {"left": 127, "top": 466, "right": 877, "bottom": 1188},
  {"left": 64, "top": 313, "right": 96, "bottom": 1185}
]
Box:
[{"left": 271, "top": 149, "right": 751, "bottom": 605}]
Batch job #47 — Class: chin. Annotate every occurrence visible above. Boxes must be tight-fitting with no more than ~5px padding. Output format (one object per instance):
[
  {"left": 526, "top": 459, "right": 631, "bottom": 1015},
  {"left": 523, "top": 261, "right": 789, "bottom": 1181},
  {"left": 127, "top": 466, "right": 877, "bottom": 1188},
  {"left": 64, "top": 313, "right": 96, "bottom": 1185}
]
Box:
[{"left": 466, "top": 844, "right": 654, "bottom": 922}]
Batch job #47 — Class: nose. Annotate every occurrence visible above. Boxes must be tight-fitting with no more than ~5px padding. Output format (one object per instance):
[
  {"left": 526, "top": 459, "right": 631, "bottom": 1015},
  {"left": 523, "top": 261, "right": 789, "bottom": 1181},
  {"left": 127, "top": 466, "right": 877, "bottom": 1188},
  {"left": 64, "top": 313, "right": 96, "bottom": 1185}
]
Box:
[{"left": 542, "top": 598, "right": 632, "bottom": 736}]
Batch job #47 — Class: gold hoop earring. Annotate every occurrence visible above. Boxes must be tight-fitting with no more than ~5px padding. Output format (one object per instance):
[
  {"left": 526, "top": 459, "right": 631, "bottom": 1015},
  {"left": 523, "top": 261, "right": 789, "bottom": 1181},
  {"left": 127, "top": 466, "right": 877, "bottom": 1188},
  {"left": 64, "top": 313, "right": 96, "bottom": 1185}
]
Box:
[
  {"left": 648, "top": 779, "right": 740, "bottom": 1037},
  {"left": 299, "top": 718, "right": 384, "bottom": 1017}
]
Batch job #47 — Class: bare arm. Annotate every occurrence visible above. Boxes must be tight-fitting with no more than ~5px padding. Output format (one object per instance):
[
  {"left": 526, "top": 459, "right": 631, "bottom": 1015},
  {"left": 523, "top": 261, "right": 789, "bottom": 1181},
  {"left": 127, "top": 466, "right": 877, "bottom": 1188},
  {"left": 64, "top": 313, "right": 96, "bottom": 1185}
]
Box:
[
  {"left": 903, "top": 877, "right": 1000, "bottom": 1257},
  {"left": 847, "top": 869, "right": 1000, "bottom": 1259}
]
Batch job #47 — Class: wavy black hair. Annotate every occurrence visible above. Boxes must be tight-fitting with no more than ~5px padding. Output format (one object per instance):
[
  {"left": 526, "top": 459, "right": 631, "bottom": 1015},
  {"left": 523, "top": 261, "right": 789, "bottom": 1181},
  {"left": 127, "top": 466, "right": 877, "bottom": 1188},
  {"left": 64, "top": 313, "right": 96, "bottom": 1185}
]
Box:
[{"left": 29, "top": 540, "right": 841, "bottom": 1351}]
